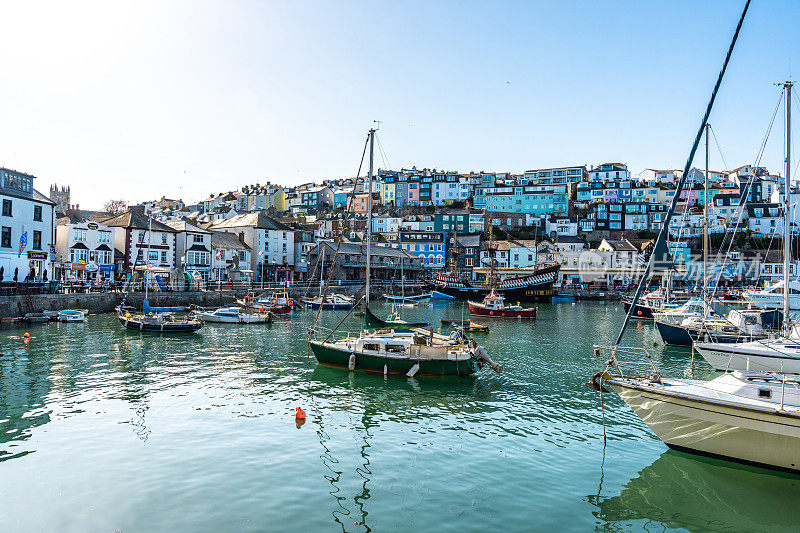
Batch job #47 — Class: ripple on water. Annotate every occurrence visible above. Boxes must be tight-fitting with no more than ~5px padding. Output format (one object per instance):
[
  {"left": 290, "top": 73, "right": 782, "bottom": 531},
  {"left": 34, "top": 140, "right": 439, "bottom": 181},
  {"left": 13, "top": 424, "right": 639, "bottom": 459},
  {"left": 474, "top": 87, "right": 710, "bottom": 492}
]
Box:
[{"left": 0, "top": 304, "right": 795, "bottom": 532}]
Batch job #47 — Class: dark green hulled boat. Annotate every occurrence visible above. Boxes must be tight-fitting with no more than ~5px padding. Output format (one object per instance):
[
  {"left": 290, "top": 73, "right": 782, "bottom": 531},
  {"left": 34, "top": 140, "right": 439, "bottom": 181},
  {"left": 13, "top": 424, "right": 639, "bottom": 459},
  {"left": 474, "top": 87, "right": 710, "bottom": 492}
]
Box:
[
  {"left": 308, "top": 328, "right": 501, "bottom": 377},
  {"left": 363, "top": 306, "right": 428, "bottom": 330}
]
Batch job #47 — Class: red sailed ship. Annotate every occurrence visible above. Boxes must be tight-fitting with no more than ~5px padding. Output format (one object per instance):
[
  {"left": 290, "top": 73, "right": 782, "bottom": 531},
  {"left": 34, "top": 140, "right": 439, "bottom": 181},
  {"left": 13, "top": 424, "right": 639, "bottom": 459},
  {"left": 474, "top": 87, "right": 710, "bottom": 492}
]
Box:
[{"left": 468, "top": 291, "right": 537, "bottom": 319}]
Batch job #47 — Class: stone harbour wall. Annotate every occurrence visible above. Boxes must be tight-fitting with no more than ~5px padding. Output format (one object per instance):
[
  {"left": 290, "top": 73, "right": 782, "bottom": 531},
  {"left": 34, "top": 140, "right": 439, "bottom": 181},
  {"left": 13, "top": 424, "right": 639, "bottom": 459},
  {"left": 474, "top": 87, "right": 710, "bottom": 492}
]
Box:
[{"left": 0, "top": 291, "right": 239, "bottom": 319}]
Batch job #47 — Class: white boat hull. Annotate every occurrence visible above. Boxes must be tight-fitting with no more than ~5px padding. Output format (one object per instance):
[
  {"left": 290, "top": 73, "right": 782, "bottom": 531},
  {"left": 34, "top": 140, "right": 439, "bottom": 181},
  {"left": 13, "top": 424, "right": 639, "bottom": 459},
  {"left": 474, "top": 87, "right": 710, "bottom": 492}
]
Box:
[
  {"left": 199, "top": 313, "right": 270, "bottom": 324},
  {"left": 608, "top": 380, "right": 800, "bottom": 472},
  {"left": 694, "top": 342, "right": 800, "bottom": 373}
]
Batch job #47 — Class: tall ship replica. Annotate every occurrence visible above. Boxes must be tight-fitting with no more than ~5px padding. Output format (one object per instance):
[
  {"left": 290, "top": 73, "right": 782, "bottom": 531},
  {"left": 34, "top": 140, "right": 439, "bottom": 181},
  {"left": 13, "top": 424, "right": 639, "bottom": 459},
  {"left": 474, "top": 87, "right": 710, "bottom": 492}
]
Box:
[{"left": 426, "top": 262, "right": 560, "bottom": 302}]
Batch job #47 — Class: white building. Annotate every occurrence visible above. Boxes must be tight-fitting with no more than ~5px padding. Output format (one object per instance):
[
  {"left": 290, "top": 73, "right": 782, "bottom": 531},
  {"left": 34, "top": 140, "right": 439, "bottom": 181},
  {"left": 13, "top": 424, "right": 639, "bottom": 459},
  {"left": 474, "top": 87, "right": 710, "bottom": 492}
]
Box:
[
  {"left": 164, "top": 220, "right": 213, "bottom": 280},
  {"left": 0, "top": 168, "right": 56, "bottom": 281},
  {"left": 102, "top": 209, "right": 178, "bottom": 277},
  {"left": 206, "top": 212, "right": 296, "bottom": 282},
  {"left": 55, "top": 214, "right": 115, "bottom": 281}
]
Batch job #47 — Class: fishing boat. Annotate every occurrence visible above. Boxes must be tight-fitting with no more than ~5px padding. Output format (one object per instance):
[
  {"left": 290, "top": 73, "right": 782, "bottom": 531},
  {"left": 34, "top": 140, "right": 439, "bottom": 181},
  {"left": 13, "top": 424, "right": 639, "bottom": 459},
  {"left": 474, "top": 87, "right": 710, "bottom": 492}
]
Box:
[
  {"left": 57, "top": 309, "right": 86, "bottom": 322},
  {"left": 586, "top": 7, "right": 800, "bottom": 473},
  {"left": 469, "top": 291, "right": 537, "bottom": 319},
  {"left": 117, "top": 307, "right": 202, "bottom": 332},
  {"left": 198, "top": 307, "right": 272, "bottom": 324}
]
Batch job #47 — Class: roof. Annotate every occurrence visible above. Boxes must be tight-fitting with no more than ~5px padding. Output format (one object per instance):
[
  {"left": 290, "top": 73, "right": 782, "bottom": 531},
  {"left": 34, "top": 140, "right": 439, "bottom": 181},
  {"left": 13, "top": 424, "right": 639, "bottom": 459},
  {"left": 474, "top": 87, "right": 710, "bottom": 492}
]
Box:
[
  {"left": 101, "top": 210, "right": 178, "bottom": 232},
  {"left": 455, "top": 235, "right": 481, "bottom": 247},
  {"left": 554, "top": 235, "right": 584, "bottom": 244},
  {"left": 600, "top": 239, "right": 637, "bottom": 251},
  {"left": 313, "top": 240, "right": 418, "bottom": 260},
  {"left": 210, "top": 231, "right": 251, "bottom": 251},
  {"left": 163, "top": 220, "right": 211, "bottom": 234},
  {"left": 206, "top": 212, "right": 293, "bottom": 232}
]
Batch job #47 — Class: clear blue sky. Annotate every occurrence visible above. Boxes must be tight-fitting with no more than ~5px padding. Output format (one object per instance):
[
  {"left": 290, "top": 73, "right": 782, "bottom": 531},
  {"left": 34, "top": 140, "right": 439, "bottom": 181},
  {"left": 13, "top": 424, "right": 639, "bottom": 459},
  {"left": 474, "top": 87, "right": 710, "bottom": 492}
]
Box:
[{"left": 0, "top": 0, "right": 798, "bottom": 208}]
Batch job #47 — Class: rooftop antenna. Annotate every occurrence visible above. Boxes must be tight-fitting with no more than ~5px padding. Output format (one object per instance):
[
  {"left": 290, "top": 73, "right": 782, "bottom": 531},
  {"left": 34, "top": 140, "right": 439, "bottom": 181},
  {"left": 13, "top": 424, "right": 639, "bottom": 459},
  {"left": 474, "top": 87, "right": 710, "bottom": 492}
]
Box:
[{"left": 373, "top": 120, "right": 381, "bottom": 131}]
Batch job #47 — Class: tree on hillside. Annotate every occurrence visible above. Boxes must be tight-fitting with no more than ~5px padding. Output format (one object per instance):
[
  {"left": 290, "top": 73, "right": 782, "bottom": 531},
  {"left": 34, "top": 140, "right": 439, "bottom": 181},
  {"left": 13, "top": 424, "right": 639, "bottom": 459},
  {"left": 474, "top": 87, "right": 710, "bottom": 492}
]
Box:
[{"left": 103, "top": 199, "right": 128, "bottom": 215}]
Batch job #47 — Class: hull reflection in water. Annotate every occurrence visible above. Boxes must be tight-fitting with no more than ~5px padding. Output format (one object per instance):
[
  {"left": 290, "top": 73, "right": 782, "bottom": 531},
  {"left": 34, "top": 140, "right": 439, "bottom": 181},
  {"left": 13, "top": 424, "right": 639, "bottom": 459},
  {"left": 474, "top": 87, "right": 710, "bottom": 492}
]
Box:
[{"left": 595, "top": 450, "right": 800, "bottom": 532}]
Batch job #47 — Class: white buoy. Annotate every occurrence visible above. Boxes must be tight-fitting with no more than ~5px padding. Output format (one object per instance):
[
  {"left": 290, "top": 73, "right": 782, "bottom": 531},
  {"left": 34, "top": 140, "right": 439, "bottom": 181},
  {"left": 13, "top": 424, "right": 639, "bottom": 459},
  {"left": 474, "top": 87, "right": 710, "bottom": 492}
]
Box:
[
  {"left": 383, "top": 364, "right": 388, "bottom": 376},
  {"left": 348, "top": 353, "right": 356, "bottom": 371},
  {"left": 407, "top": 363, "right": 420, "bottom": 377}
]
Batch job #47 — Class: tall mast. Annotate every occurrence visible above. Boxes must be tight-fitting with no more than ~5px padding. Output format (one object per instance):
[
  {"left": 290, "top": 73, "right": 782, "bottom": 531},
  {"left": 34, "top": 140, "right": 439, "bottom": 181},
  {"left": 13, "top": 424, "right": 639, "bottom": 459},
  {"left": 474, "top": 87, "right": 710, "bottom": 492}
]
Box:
[
  {"left": 783, "top": 81, "right": 793, "bottom": 328},
  {"left": 366, "top": 128, "right": 374, "bottom": 306},
  {"left": 703, "top": 123, "right": 710, "bottom": 316},
  {"left": 146, "top": 208, "right": 152, "bottom": 301}
]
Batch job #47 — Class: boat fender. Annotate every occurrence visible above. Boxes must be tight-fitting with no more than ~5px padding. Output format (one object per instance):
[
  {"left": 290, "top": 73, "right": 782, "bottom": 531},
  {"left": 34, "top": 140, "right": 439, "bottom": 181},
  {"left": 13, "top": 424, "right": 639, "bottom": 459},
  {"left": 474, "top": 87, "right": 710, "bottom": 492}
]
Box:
[
  {"left": 407, "top": 363, "right": 420, "bottom": 377},
  {"left": 295, "top": 407, "right": 306, "bottom": 420},
  {"left": 585, "top": 371, "right": 610, "bottom": 393},
  {"left": 348, "top": 353, "right": 356, "bottom": 371},
  {"left": 383, "top": 364, "right": 388, "bottom": 376}
]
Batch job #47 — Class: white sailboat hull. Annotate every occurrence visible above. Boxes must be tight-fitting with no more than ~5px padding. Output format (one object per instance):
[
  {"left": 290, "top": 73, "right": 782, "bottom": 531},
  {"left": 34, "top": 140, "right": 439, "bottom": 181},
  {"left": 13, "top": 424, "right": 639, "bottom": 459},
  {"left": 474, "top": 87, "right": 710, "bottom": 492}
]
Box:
[
  {"left": 608, "top": 380, "right": 800, "bottom": 472},
  {"left": 694, "top": 342, "right": 800, "bottom": 373}
]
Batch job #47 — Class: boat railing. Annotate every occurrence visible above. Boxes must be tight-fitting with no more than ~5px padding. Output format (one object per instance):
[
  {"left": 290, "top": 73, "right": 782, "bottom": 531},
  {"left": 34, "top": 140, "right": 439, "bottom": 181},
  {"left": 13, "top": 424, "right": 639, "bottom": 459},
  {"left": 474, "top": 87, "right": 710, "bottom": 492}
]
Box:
[{"left": 592, "top": 344, "right": 660, "bottom": 380}]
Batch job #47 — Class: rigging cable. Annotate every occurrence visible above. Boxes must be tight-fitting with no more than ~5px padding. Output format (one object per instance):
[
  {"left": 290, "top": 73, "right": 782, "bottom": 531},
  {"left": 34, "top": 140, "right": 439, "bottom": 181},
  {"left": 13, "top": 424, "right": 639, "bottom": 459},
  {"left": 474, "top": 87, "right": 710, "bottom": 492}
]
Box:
[{"left": 614, "top": 0, "right": 751, "bottom": 348}]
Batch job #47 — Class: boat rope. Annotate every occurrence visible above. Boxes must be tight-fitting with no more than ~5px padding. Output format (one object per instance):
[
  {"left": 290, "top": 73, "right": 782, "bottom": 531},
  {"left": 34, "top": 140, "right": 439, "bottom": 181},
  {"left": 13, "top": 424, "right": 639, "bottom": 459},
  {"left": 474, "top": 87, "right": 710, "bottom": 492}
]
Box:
[
  {"left": 322, "top": 296, "right": 365, "bottom": 343},
  {"left": 614, "top": 0, "right": 751, "bottom": 350},
  {"left": 708, "top": 124, "right": 730, "bottom": 173},
  {"left": 310, "top": 134, "right": 370, "bottom": 336},
  {"left": 708, "top": 89, "right": 784, "bottom": 296}
]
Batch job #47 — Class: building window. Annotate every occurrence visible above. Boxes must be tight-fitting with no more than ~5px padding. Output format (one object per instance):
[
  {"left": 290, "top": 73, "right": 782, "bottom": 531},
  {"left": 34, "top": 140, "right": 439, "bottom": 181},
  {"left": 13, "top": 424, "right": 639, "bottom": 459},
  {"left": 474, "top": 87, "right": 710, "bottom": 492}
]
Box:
[
  {"left": 162, "top": 233, "right": 168, "bottom": 244},
  {"left": 2, "top": 199, "right": 11, "bottom": 217},
  {"left": 0, "top": 226, "right": 10, "bottom": 248},
  {"left": 192, "top": 234, "right": 204, "bottom": 244},
  {"left": 33, "top": 205, "right": 42, "bottom": 221},
  {"left": 161, "top": 251, "right": 167, "bottom": 263},
  {"left": 33, "top": 230, "right": 41, "bottom": 250}
]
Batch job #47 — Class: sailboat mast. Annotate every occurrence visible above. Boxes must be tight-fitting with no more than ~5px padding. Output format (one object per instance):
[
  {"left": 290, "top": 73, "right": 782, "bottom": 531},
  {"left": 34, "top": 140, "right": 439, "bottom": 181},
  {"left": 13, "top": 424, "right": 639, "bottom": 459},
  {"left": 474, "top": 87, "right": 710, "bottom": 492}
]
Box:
[
  {"left": 366, "top": 128, "right": 374, "bottom": 306},
  {"left": 703, "top": 123, "right": 709, "bottom": 315},
  {"left": 146, "top": 208, "right": 152, "bottom": 300},
  {"left": 783, "top": 81, "right": 793, "bottom": 327}
]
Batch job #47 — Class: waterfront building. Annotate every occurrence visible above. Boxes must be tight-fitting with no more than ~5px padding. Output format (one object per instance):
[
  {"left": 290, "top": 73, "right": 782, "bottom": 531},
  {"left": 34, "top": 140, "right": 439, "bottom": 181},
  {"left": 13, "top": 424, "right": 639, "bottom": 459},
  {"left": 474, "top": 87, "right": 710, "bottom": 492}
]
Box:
[
  {"left": 55, "top": 214, "right": 115, "bottom": 281},
  {"left": 205, "top": 212, "right": 295, "bottom": 282},
  {"left": 307, "top": 240, "right": 421, "bottom": 281},
  {"left": 164, "top": 220, "right": 212, "bottom": 280},
  {"left": 507, "top": 240, "right": 539, "bottom": 268},
  {"left": 209, "top": 231, "right": 251, "bottom": 284},
  {"left": 399, "top": 230, "right": 446, "bottom": 269},
  {"left": 102, "top": 209, "right": 178, "bottom": 277},
  {"left": 0, "top": 168, "right": 57, "bottom": 281},
  {"left": 448, "top": 234, "right": 481, "bottom": 280}
]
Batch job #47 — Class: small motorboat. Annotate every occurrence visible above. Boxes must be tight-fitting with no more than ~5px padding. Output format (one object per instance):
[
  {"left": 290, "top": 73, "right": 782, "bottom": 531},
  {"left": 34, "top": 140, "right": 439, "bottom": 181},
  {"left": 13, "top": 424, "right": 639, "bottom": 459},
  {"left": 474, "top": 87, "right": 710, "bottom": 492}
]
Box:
[
  {"left": 302, "top": 293, "right": 356, "bottom": 310},
  {"left": 198, "top": 307, "right": 273, "bottom": 324},
  {"left": 382, "top": 292, "right": 431, "bottom": 302},
  {"left": 441, "top": 319, "right": 471, "bottom": 326},
  {"left": 57, "top": 309, "right": 86, "bottom": 322},
  {"left": 429, "top": 291, "right": 455, "bottom": 301},
  {"left": 117, "top": 308, "right": 202, "bottom": 333},
  {"left": 468, "top": 291, "right": 537, "bottom": 319},
  {"left": 456, "top": 321, "right": 489, "bottom": 333},
  {"left": 16, "top": 312, "right": 49, "bottom": 324}
]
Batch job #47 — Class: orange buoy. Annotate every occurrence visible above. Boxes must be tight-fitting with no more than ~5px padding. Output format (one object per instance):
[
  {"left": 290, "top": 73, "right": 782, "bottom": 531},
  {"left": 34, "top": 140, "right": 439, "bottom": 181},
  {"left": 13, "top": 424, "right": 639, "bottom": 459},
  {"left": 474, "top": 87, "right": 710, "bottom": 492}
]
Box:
[
  {"left": 637, "top": 310, "right": 642, "bottom": 316},
  {"left": 295, "top": 407, "right": 306, "bottom": 420},
  {"left": 22, "top": 332, "right": 31, "bottom": 344},
  {"left": 260, "top": 306, "right": 265, "bottom": 313}
]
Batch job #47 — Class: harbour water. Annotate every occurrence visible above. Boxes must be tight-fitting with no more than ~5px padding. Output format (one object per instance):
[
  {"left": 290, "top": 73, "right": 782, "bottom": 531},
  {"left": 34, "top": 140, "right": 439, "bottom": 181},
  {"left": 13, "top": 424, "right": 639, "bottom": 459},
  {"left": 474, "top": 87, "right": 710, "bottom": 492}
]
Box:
[{"left": 0, "top": 302, "right": 798, "bottom": 532}]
